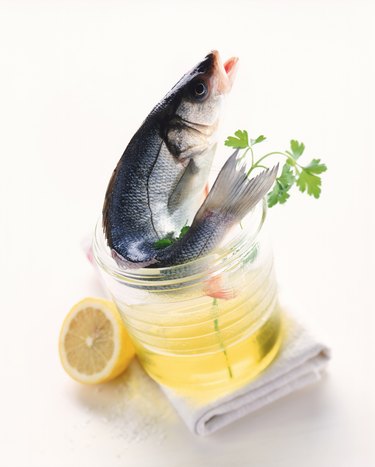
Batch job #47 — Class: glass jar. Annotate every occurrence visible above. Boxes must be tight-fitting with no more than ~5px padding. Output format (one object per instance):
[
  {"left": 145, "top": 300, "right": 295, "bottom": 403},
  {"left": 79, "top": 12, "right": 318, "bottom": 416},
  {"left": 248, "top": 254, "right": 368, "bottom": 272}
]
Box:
[{"left": 93, "top": 200, "right": 283, "bottom": 395}]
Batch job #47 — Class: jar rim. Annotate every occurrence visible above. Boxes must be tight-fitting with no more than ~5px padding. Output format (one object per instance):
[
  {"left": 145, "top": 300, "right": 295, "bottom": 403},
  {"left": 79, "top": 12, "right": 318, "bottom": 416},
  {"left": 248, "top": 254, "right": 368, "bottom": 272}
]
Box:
[{"left": 93, "top": 198, "right": 267, "bottom": 283}]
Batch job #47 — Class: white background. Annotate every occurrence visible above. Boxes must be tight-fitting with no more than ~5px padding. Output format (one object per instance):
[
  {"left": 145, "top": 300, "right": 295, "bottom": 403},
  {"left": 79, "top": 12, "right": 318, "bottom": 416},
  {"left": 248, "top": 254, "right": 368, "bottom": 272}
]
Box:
[{"left": 1, "top": 1, "right": 374, "bottom": 466}]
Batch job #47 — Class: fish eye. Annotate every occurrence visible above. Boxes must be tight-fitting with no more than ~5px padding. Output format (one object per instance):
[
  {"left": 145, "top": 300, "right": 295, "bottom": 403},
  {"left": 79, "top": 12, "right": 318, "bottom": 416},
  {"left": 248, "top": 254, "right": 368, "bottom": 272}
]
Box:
[{"left": 191, "top": 80, "right": 208, "bottom": 100}]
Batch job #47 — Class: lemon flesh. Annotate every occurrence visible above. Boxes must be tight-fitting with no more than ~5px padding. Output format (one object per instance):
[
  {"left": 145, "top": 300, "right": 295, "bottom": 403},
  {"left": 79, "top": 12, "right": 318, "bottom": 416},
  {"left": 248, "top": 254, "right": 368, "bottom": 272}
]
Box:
[{"left": 59, "top": 297, "right": 135, "bottom": 384}]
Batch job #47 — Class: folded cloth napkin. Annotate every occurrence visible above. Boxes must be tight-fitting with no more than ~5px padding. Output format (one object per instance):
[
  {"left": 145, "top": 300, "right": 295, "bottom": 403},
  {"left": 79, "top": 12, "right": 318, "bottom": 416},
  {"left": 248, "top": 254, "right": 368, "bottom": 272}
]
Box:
[
  {"left": 82, "top": 239, "right": 330, "bottom": 436},
  {"left": 161, "top": 317, "right": 330, "bottom": 436}
]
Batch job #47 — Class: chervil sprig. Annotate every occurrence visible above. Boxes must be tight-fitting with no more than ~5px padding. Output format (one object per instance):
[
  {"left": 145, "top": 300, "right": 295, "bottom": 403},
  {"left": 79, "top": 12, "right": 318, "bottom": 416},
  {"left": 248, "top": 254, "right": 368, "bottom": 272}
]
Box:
[{"left": 225, "top": 131, "right": 327, "bottom": 207}]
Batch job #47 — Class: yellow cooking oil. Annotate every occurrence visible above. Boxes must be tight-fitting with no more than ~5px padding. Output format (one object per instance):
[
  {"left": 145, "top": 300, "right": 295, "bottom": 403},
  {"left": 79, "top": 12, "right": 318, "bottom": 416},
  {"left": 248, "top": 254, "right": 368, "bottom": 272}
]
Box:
[
  {"left": 133, "top": 304, "right": 281, "bottom": 396},
  {"left": 117, "top": 263, "right": 283, "bottom": 396}
]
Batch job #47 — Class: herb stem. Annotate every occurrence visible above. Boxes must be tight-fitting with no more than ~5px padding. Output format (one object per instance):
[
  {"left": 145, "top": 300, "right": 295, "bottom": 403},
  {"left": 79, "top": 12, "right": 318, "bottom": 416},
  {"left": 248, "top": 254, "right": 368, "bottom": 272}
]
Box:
[
  {"left": 239, "top": 146, "right": 254, "bottom": 166},
  {"left": 249, "top": 146, "right": 254, "bottom": 166},
  {"left": 212, "top": 298, "right": 233, "bottom": 379},
  {"left": 247, "top": 162, "right": 269, "bottom": 176},
  {"left": 255, "top": 151, "right": 291, "bottom": 165}
]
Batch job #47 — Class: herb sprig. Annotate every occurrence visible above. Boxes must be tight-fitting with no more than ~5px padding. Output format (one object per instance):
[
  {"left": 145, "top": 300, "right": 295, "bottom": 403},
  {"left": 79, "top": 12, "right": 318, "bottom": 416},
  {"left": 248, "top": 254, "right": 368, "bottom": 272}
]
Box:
[
  {"left": 154, "top": 131, "right": 326, "bottom": 248},
  {"left": 225, "top": 130, "right": 327, "bottom": 207}
]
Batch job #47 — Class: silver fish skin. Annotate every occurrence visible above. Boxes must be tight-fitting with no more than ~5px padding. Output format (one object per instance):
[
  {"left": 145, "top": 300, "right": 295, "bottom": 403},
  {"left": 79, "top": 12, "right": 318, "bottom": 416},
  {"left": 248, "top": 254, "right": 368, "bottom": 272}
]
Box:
[{"left": 103, "top": 51, "right": 238, "bottom": 267}]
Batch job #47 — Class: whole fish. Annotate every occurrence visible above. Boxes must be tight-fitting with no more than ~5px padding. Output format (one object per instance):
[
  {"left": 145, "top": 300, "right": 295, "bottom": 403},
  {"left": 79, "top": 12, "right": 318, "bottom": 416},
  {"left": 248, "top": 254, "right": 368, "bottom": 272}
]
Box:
[{"left": 103, "top": 51, "right": 277, "bottom": 268}]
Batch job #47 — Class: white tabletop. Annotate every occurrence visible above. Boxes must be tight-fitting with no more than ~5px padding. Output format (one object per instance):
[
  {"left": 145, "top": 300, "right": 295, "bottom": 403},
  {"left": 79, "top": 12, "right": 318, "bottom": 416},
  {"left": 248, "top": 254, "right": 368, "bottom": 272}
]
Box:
[{"left": 1, "top": 1, "right": 374, "bottom": 466}]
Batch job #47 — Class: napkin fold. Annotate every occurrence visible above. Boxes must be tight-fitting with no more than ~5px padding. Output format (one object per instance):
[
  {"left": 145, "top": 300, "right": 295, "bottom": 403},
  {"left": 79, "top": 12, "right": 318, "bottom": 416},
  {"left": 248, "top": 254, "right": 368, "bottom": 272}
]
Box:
[
  {"left": 82, "top": 238, "right": 330, "bottom": 436},
  {"left": 161, "top": 318, "right": 330, "bottom": 436}
]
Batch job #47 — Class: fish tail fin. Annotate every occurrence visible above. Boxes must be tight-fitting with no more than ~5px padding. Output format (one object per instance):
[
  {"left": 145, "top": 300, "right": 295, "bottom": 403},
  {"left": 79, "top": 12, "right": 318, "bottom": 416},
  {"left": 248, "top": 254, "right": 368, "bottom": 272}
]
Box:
[{"left": 197, "top": 150, "right": 278, "bottom": 221}]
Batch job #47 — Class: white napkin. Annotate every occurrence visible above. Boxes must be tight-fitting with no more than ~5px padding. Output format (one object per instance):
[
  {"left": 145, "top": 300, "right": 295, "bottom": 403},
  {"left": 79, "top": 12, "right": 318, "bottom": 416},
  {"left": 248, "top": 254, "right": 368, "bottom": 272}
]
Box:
[
  {"left": 160, "top": 317, "right": 330, "bottom": 436},
  {"left": 82, "top": 239, "right": 330, "bottom": 436}
]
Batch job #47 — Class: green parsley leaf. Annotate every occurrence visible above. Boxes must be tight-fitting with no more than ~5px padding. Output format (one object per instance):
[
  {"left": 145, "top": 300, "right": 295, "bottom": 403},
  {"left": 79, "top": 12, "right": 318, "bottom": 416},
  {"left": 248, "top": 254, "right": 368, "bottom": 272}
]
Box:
[
  {"left": 224, "top": 130, "right": 249, "bottom": 148},
  {"left": 250, "top": 135, "right": 266, "bottom": 146},
  {"left": 287, "top": 140, "right": 305, "bottom": 160},
  {"left": 296, "top": 169, "right": 322, "bottom": 198},
  {"left": 267, "top": 164, "right": 295, "bottom": 207},
  {"left": 178, "top": 225, "right": 190, "bottom": 238},
  {"left": 278, "top": 163, "right": 295, "bottom": 190},
  {"left": 268, "top": 180, "right": 290, "bottom": 207},
  {"left": 153, "top": 225, "right": 190, "bottom": 249},
  {"left": 153, "top": 238, "right": 173, "bottom": 249},
  {"left": 304, "top": 158, "right": 327, "bottom": 174}
]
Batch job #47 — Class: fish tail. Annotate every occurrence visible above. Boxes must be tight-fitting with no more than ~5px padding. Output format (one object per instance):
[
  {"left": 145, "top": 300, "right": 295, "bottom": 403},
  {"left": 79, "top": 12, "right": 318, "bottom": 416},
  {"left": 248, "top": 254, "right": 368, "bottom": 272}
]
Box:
[
  {"left": 196, "top": 150, "right": 278, "bottom": 222},
  {"left": 153, "top": 151, "right": 278, "bottom": 267}
]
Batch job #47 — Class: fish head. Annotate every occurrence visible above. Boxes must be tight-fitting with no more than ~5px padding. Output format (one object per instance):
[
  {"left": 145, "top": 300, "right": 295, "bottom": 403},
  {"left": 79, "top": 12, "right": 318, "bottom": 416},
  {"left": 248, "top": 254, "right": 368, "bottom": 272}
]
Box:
[
  {"left": 164, "top": 51, "right": 238, "bottom": 162},
  {"left": 192, "top": 50, "right": 238, "bottom": 99},
  {"left": 174, "top": 50, "right": 238, "bottom": 129}
]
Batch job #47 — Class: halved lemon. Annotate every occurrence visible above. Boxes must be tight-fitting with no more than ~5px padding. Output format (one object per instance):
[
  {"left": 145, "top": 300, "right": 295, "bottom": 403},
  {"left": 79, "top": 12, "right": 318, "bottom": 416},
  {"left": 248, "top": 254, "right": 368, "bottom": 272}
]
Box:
[{"left": 59, "top": 297, "right": 135, "bottom": 384}]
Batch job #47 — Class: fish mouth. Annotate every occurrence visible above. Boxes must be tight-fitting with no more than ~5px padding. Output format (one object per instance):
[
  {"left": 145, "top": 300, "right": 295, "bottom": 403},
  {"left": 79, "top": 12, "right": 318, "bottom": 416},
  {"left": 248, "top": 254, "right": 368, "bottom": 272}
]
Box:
[
  {"left": 223, "top": 56, "right": 239, "bottom": 83},
  {"left": 210, "top": 50, "right": 239, "bottom": 94}
]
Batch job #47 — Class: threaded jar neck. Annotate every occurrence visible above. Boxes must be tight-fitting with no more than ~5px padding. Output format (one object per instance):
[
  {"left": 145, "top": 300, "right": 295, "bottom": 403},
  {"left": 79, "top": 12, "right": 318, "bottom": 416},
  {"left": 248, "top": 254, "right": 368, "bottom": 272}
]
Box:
[{"left": 93, "top": 199, "right": 267, "bottom": 288}]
